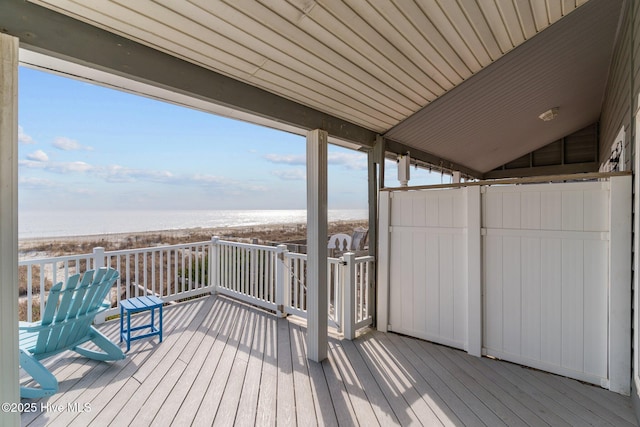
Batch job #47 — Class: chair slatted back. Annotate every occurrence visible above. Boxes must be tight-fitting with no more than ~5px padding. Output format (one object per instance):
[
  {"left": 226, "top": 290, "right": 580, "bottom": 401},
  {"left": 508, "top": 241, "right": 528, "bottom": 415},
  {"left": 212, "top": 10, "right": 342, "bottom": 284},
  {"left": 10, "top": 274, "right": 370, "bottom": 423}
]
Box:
[{"left": 33, "top": 268, "right": 119, "bottom": 355}]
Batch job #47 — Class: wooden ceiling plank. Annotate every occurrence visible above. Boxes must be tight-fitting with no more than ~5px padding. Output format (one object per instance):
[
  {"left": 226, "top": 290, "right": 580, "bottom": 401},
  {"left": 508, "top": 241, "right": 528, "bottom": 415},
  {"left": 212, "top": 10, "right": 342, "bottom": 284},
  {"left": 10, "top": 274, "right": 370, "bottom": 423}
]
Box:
[
  {"left": 420, "top": 0, "right": 483, "bottom": 73},
  {"left": 476, "top": 0, "right": 524, "bottom": 53},
  {"left": 391, "top": 0, "right": 468, "bottom": 84},
  {"left": 157, "top": 0, "right": 413, "bottom": 120},
  {"left": 256, "top": 62, "right": 401, "bottom": 126},
  {"left": 261, "top": 0, "right": 431, "bottom": 105},
  {"left": 205, "top": 0, "right": 424, "bottom": 111},
  {"left": 441, "top": 0, "right": 493, "bottom": 66},
  {"left": 314, "top": 0, "right": 435, "bottom": 102},
  {"left": 528, "top": 0, "right": 551, "bottom": 32},
  {"left": 547, "top": 0, "right": 565, "bottom": 22},
  {"left": 513, "top": 0, "right": 539, "bottom": 39},
  {"left": 456, "top": 0, "right": 504, "bottom": 59},
  {"left": 382, "top": 1, "right": 460, "bottom": 90},
  {"left": 109, "top": 0, "right": 267, "bottom": 68},
  {"left": 491, "top": 0, "right": 525, "bottom": 48},
  {"left": 354, "top": 0, "right": 454, "bottom": 92},
  {"left": 253, "top": 68, "right": 394, "bottom": 131},
  {"left": 54, "top": 0, "right": 262, "bottom": 78}
]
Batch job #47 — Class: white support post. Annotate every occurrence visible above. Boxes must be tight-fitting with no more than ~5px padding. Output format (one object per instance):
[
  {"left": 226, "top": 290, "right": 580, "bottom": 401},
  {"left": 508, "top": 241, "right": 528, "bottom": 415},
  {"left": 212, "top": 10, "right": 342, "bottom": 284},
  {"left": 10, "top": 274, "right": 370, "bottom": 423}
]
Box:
[
  {"left": 466, "top": 186, "right": 482, "bottom": 357},
  {"left": 306, "top": 129, "right": 328, "bottom": 362},
  {"left": 0, "top": 33, "right": 20, "bottom": 425},
  {"left": 377, "top": 191, "right": 391, "bottom": 332},
  {"left": 275, "top": 244, "right": 288, "bottom": 318},
  {"left": 93, "top": 246, "right": 105, "bottom": 269},
  {"left": 609, "top": 175, "right": 632, "bottom": 394},
  {"left": 342, "top": 253, "right": 356, "bottom": 340},
  {"left": 210, "top": 236, "right": 220, "bottom": 294},
  {"left": 92, "top": 247, "right": 108, "bottom": 324}
]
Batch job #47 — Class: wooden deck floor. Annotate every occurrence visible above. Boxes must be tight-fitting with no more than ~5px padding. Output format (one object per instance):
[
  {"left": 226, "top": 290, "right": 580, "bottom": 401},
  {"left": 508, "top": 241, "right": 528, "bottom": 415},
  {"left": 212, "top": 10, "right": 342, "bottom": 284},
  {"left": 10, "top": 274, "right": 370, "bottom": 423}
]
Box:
[{"left": 21, "top": 295, "right": 637, "bottom": 426}]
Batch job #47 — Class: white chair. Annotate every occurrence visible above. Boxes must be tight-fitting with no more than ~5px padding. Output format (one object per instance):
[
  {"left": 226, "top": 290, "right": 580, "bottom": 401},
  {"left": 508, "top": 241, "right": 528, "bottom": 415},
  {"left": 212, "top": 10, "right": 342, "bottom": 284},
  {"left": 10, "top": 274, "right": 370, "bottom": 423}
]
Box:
[{"left": 328, "top": 233, "right": 352, "bottom": 252}]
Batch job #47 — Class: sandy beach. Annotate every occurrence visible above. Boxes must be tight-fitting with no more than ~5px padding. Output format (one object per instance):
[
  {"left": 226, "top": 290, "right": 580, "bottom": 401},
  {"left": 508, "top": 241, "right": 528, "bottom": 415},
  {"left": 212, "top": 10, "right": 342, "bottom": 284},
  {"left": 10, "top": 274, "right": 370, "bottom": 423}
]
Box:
[{"left": 18, "top": 219, "right": 369, "bottom": 258}]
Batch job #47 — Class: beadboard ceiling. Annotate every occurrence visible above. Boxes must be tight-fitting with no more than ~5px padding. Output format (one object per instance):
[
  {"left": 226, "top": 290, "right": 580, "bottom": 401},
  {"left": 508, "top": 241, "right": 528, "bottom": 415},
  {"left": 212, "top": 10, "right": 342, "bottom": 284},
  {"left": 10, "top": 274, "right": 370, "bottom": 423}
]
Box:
[{"left": 21, "top": 0, "right": 623, "bottom": 173}]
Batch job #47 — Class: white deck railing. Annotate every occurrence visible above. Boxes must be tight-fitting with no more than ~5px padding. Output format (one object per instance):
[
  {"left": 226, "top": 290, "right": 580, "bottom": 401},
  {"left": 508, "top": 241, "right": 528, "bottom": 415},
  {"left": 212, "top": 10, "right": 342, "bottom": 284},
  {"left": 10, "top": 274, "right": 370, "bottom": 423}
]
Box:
[{"left": 19, "top": 237, "right": 374, "bottom": 338}]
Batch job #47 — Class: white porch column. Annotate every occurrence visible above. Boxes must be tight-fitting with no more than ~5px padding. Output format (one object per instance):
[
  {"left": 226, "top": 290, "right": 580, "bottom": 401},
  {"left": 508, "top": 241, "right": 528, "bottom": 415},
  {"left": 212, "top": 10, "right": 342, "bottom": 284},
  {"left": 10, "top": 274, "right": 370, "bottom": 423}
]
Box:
[
  {"left": 609, "top": 175, "right": 632, "bottom": 394},
  {"left": 0, "top": 33, "right": 20, "bottom": 426},
  {"left": 306, "top": 129, "right": 328, "bottom": 362}
]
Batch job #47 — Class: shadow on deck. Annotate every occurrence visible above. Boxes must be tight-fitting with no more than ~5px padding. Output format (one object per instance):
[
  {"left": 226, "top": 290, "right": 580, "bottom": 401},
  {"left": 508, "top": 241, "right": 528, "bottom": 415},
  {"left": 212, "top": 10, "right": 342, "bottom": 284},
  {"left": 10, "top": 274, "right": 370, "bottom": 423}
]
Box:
[{"left": 20, "top": 295, "right": 637, "bottom": 426}]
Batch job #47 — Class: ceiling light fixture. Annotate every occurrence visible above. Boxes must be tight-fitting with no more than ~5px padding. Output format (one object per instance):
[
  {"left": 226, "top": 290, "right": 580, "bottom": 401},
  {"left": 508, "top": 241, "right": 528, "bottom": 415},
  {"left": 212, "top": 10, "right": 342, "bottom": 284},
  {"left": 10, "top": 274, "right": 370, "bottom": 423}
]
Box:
[{"left": 538, "top": 107, "right": 559, "bottom": 121}]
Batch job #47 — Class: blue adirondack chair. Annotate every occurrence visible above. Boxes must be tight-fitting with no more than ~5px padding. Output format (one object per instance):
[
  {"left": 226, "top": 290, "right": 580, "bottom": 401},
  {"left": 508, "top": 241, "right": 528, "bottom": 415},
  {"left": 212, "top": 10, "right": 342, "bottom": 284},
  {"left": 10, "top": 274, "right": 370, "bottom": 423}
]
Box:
[{"left": 19, "top": 267, "right": 125, "bottom": 398}]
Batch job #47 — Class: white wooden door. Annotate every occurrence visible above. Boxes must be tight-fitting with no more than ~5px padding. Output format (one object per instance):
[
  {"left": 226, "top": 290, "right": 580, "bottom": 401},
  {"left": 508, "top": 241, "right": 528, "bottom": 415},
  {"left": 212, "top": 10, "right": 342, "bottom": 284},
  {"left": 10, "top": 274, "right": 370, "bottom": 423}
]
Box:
[
  {"left": 387, "top": 188, "right": 469, "bottom": 350},
  {"left": 482, "top": 181, "right": 610, "bottom": 386}
]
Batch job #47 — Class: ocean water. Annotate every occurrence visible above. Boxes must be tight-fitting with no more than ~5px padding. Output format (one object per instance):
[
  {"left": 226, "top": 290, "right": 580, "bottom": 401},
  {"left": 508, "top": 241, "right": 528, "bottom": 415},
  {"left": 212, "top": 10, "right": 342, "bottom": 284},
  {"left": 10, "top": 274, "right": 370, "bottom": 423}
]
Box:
[{"left": 19, "top": 209, "right": 368, "bottom": 239}]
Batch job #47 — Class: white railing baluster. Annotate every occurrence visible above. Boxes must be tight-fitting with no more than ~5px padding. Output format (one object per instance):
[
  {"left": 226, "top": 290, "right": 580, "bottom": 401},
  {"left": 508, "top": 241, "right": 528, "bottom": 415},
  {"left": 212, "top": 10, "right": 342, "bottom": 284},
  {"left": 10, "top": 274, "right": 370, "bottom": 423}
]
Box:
[{"left": 18, "top": 239, "right": 374, "bottom": 329}]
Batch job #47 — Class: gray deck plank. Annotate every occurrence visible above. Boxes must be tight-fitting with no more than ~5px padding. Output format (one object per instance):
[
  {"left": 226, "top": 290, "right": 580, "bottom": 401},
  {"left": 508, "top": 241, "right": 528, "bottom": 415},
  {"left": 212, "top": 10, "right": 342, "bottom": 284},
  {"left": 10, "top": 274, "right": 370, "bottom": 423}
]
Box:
[
  {"left": 477, "top": 355, "right": 612, "bottom": 426},
  {"left": 398, "top": 333, "right": 503, "bottom": 426},
  {"left": 276, "top": 316, "right": 296, "bottom": 427},
  {"left": 192, "top": 301, "right": 250, "bottom": 425},
  {"left": 329, "top": 339, "right": 382, "bottom": 426},
  {"left": 167, "top": 299, "right": 241, "bottom": 425},
  {"left": 214, "top": 309, "right": 257, "bottom": 426},
  {"left": 322, "top": 345, "right": 358, "bottom": 427},
  {"left": 33, "top": 298, "right": 203, "bottom": 427},
  {"left": 364, "top": 333, "right": 446, "bottom": 426},
  {"left": 444, "top": 345, "right": 568, "bottom": 427},
  {"left": 255, "top": 314, "right": 278, "bottom": 427},
  {"left": 355, "top": 334, "right": 437, "bottom": 426},
  {"left": 432, "top": 344, "right": 550, "bottom": 427},
  {"left": 20, "top": 295, "right": 638, "bottom": 427},
  {"left": 499, "top": 360, "right": 633, "bottom": 427},
  {"left": 295, "top": 324, "right": 338, "bottom": 427},
  {"left": 235, "top": 310, "right": 268, "bottom": 427},
  {"left": 83, "top": 299, "right": 211, "bottom": 426},
  {"left": 554, "top": 373, "right": 636, "bottom": 419},
  {"left": 289, "top": 323, "right": 319, "bottom": 427},
  {"left": 383, "top": 332, "right": 480, "bottom": 426},
  {"left": 151, "top": 297, "right": 230, "bottom": 425},
  {"left": 522, "top": 363, "right": 637, "bottom": 426},
  {"left": 417, "top": 340, "right": 528, "bottom": 427},
  {"left": 375, "top": 332, "right": 466, "bottom": 426},
  {"left": 338, "top": 336, "right": 399, "bottom": 426}
]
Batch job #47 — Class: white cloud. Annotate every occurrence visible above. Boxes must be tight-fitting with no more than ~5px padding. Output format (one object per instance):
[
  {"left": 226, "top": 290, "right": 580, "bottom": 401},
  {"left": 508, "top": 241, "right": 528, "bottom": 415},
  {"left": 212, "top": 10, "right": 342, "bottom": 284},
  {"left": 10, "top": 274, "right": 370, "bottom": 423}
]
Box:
[
  {"left": 264, "top": 151, "right": 366, "bottom": 170},
  {"left": 102, "top": 165, "right": 174, "bottom": 183},
  {"left": 18, "top": 126, "right": 35, "bottom": 144},
  {"left": 26, "top": 150, "right": 49, "bottom": 162},
  {"left": 52, "top": 161, "right": 93, "bottom": 173},
  {"left": 272, "top": 169, "right": 305, "bottom": 181},
  {"left": 52, "top": 137, "right": 93, "bottom": 151},
  {"left": 19, "top": 159, "right": 93, "bottom": 174},
  {"left": 19, "top": 177, "right": 56, "bottom": 189},
  {"left": 263, "top": 154, "right": 306, "bottom": 165},
  {"left": 328, "top": 152, "right": 367, "bottom": 170}
]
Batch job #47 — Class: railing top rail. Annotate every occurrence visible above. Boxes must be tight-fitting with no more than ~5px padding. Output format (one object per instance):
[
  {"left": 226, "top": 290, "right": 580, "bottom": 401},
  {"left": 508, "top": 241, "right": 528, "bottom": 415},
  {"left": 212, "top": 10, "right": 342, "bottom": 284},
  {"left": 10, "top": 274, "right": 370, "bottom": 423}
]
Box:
[
  {"left": 354, "top": 255, "right": 375, "bottom": 262},
  {"left": 103, "top": 240, "right": 211, "bottom": 256},
  {"left": 284, "top": 252, "right": 307, "bottom": 260},
  {"left": 19, "top": 252, "right": 93, "bottom": 265},
  {"left": 216, "top": 240, "right": 280, "bottom": 251}
]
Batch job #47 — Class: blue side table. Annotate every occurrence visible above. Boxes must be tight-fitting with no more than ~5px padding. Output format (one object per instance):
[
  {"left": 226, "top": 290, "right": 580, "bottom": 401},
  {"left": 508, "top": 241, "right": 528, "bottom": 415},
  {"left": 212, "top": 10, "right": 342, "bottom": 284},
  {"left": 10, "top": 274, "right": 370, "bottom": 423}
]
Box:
[{"left": 120, "top": 296, "right": 163, "bottom": 352}]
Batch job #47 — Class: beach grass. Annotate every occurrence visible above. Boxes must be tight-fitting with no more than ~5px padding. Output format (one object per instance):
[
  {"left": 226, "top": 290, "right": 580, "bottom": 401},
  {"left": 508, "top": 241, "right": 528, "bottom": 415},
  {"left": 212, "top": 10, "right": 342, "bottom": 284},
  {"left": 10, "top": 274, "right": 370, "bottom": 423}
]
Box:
[{"left": 17, "top": 220, "right": 368, "bottom": 321}]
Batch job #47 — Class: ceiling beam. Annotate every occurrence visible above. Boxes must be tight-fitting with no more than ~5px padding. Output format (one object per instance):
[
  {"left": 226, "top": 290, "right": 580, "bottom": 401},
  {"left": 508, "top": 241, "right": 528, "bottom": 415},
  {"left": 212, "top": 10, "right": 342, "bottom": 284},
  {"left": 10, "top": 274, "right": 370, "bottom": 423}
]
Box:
[
  {"left": 482, "top": 162, "right": 599, "bottom": 180},
  {"left": 0, "top": 0, "right": 377, "bottom": 147},
  {"left": 384, "top": 138, "right": 482, "bottom": 179}
]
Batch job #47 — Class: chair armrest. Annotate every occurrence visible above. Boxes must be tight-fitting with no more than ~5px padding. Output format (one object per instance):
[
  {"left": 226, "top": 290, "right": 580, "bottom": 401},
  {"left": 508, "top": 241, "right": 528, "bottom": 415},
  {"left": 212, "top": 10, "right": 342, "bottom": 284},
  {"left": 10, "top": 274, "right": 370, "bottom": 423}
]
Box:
[{"left": 19, "top": 321, "right": 43, "bottom": 332}]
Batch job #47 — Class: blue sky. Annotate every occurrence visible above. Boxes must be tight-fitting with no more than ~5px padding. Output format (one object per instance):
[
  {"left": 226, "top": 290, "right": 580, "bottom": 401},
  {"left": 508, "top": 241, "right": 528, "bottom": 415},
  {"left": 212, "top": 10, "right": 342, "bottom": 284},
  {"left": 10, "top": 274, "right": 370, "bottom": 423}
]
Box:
[{"left": 18, "top": 67, "right": 446, "bottom": 211}]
